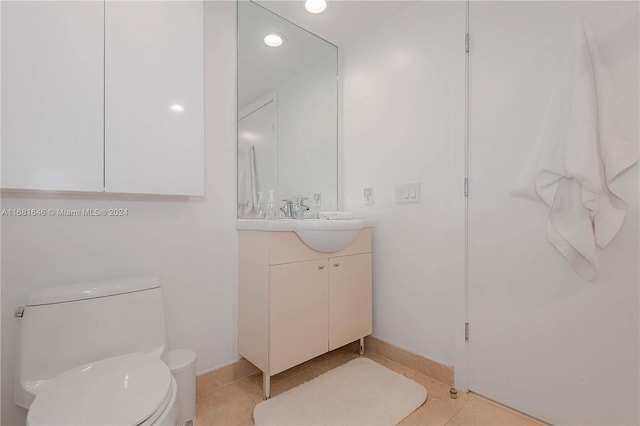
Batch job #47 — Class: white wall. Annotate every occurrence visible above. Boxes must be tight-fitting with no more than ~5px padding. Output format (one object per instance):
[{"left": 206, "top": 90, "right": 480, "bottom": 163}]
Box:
[
  {"left": 0, "top": 2, "right": 238, "bottom": 425},
  {"left": 344, "top": 1, "right": 638, "bottom": 424},
  {"left": 467, "top": 2, "right": 639, "bottom": 424},
  {"left": 0, "top": 1, "right": 3, "bottom": 420},
  {"left": 342, "top": 1, "right": 466, "bottom": 367}
]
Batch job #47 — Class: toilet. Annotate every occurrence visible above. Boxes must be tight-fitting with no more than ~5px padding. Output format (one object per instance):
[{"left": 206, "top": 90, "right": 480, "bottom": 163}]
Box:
[{"left": 14, "top": 277, "right": 195, "bottom": 426}]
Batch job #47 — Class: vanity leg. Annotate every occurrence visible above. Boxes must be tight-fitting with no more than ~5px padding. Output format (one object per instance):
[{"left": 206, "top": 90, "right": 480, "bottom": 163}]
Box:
[
  {"left": 263, "top": 372, "right": 271, "bottom": 400},
  {"left": 359, "top": 337, "right": 365, "bottom": 356}
]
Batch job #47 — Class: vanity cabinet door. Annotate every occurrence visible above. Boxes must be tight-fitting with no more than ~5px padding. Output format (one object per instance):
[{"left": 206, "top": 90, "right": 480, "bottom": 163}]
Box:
[
  {"left": 328, "top": 253, "right": 372, "bottom": 351},
  {"left": 104, "top": 0, "right": 204, "bottom": 195},
  {"left": 269, "top": 260, "right": 329, "bottom": 375},
  {"left": 1, "top": 1, "right": 104, "bottom": 191}
]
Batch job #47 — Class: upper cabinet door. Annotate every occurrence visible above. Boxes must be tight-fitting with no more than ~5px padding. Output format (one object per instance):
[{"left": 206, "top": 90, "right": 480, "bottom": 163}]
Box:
[
  {"left": 104, "top": 1, "right": 204, "bottom": 196},
  {"left": 1, "top": 1, "right": 105, "bottom": 191}
]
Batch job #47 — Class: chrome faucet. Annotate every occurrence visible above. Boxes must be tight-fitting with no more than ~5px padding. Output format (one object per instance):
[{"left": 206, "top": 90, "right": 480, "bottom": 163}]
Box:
[
  {"left": 293, "top": 197, "right": 310, "bottom": 219},
  {"left": 280, "top": 199, "right": 294, "bottom": 219},
  {"left": 280, "top": 197, "right": 310, "bottom": 219}
]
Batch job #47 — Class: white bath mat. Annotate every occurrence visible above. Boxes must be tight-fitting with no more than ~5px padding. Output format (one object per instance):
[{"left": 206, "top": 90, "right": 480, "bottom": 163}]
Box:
[{"left": 253, "top": 357, "right": 427, "bottom": 425}]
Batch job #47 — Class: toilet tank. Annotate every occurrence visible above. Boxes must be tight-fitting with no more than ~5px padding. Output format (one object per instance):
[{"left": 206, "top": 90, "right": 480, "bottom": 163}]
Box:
[{"left": 15, "top": 276, "right": 167, "bottom": 408}]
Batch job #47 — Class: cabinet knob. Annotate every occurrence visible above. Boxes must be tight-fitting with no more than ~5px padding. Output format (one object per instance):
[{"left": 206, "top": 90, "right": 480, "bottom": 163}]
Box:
[
  {"left": 333, "top": 263, "right": 340, "bottom": 267},
  {"left": 318, "top": 265, "right": 325, "bottom": 270}
]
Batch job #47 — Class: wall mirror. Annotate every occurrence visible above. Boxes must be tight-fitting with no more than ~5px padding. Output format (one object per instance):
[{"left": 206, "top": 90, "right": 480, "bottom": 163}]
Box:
[{"left": 237, "top": 0, "right": 338, "bottom": 218}]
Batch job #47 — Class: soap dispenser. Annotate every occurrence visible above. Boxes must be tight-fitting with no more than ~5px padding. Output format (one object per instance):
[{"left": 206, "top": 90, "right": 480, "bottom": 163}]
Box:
[{"left": 256, "top": 191, "right": 266, "bottom": 219}]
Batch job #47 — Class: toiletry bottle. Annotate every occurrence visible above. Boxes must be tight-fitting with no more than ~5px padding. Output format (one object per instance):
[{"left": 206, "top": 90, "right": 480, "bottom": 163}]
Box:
[
  {"left": 256, "top": 191, "right": 266, "bottom": 219},
  {"left": 266, "top": 189, "right": 278, "bottom": 220}
]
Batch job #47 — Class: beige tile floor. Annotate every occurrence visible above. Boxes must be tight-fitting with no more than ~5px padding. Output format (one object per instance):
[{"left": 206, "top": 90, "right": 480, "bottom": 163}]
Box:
[{"left": 194, "top": 345, "right": 544, "bottom": 426}]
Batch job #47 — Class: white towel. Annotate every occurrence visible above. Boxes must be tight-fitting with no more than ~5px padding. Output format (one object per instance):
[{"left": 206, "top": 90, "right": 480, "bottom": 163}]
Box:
[
  {"left": 319, "top": 211, "right": 355, "bottom": 220},
  {"left": 238, "top": 143, "right": 258, "bottom": 218},
  {"left": 512, "top": 20, "right": 637, "bottom": 280}
]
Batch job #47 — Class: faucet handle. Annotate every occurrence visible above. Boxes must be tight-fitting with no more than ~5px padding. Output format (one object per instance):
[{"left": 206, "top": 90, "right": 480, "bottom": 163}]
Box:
[{"left": 293, "top": 197, "right": 310, "bottom": 219}]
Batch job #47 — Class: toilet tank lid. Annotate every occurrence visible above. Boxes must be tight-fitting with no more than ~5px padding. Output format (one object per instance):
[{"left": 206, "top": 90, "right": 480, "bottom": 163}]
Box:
[{"left": 27, "top": 276, "right": 160, "bottom": 306}]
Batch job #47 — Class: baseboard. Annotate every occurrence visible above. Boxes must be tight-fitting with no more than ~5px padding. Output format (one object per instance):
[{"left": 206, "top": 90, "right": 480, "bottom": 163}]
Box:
[
  {"left": 365, "top": 336, "right": 454, "bottom": 386},
  {"left": 196, "top": 358, "right": 260, "bottom": 399}
]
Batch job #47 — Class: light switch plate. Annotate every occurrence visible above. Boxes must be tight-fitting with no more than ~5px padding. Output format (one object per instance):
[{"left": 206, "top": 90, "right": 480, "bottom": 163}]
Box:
[{"left": 395, "top": 183, "right": 420, "bottom": 203}]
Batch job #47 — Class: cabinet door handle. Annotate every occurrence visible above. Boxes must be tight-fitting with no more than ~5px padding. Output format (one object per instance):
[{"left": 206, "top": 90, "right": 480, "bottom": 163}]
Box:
[
  {"left": 333, "top": 263, "right": 340, "bottom": 267},
  {"left": 318, "top": 265, "right": 325, "bottom": 270}
]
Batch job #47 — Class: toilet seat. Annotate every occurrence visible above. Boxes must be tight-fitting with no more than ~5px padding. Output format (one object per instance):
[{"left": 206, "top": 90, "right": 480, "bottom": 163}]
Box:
[{"left": 27, "top": 353, "right": 175, "bottom": 426}]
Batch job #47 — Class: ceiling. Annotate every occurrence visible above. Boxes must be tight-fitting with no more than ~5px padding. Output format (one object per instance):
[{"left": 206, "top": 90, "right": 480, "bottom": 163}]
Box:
[{"left": 254, "top": 0, "right": 414, "bottom": 46}]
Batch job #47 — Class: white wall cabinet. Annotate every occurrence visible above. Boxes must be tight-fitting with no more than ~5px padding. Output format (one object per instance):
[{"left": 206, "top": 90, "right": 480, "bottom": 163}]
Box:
[
  {"left": 104, "top": 1, "right": 204, "bottom": 195},
  {"left": 1, "top": 1, "right": 105, "bottom": 192},
  {"left": 1, "top": 1, "right": 204, "bottom": 195},
  {"left": 238, "top": 228, "right": 372, "bottom": 398}
]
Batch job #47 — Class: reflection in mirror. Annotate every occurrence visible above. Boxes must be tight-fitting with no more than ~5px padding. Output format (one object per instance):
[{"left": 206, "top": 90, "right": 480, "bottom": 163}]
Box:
[{"left": 237, "top": 0, "right": 338, "bottom": 219}]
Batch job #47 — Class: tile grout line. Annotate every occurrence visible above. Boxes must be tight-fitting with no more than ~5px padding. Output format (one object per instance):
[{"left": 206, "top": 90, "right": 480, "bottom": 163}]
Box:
[
  {"left": 467, "top": 392, "right": 549, "bottom": 425},
  {"left": 443, "top": 394, "right": 473, "bottom": 426},
  {"left": 235, "top": 375, "right": 263, "bottom": 403}
]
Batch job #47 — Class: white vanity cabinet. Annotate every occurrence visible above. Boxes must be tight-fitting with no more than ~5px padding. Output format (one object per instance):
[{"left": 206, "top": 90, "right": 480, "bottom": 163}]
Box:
[
  {"left": 269, "top": 259, "right": 329, "bottom": 376},
  {"left": 1, "top": 1, "right": 204, "bottom": 195},
  {"left": 328, "top": 252, "right": 373, "bottom": 351},
  {"left": 238, "top": 228, "right": 372, "bottom": 398}
]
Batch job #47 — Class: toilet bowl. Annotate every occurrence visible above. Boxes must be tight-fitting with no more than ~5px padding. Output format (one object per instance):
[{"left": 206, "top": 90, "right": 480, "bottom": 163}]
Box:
[
  {"left": 15, "top": 277, "right": 195, "bottom": 426},
  {"left": 27, "top": 353, "right": 177, "bottom": 426}
]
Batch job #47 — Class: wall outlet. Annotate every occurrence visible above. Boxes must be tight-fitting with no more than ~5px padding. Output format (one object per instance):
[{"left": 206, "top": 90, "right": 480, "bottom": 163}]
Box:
[
  {"left": 313, "top": 193, "right": 322, "bottom": 207},
  {"left": 364, "top": 187, "right": 374, "bottom": 205}
]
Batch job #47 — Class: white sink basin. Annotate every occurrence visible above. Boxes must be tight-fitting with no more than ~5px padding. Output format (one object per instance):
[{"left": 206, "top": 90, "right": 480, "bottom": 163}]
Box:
[{"left": 236, "top": 218, "right": 374, "bottom": 253}]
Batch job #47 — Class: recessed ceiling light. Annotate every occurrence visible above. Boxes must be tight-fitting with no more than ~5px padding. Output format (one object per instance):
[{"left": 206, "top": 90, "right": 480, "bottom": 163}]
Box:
[
  {"left": 305, "top": 0, "right": 326, "bottom": 14},
  {"left": 264, "top": 33, "right": 284, "bottom": 47},
  {"left": 169, "top": 104, "right": 184, "bottom": 112}
]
